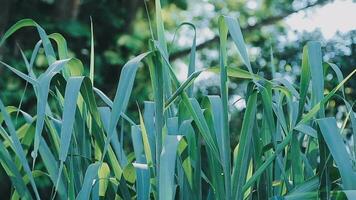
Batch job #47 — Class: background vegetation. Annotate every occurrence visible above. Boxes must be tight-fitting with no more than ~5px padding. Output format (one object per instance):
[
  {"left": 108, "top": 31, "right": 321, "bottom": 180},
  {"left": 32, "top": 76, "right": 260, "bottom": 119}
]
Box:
[{"left": 1, "top": 0, "right": 354, "bottom": 110}]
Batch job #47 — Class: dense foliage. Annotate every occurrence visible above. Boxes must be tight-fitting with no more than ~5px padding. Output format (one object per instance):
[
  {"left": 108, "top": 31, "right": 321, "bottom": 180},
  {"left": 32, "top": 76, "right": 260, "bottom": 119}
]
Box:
[{"left": 0, "top": 0, "right": 355, "bottom": 199}]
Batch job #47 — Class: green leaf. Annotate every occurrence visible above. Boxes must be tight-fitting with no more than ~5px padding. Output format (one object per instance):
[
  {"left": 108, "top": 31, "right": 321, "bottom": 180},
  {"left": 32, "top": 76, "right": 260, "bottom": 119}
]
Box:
[
  {"left": 38, "top": 137, "right": 67, "bottom": 199},
  {"left": 143, "top": 101, "right": 156, "bottom": 164},
  {"left": 243, "top": 133, "right": 293, "bottom": 193},
  {"left": 308, "top": 42, "right": 324, "bottom": 109},
  {"left": 208, "top": 66, "right": 262, "bottom": 80},
  {"left": 98, "top": 107, "right": 127, "bottom": 165},
  {"left": 297, "top": 45, "right": 311, "bottom": 121},
  {"left": 159, "top": 135, "right": 182, "bottom": 200},
  {"left": 98, "top": 162, "right": 110, "bottom": 197},
  {"left": 76, "top": 162, "right": 100, "bottom": 200},
  {"left": 0, "top": 61, "right": 37, "bottom": 85},
  {"left": 33, "top": 59, "right": 71, "bottom": 165},
  {"left": 0, "top": 139, "right": 32, "bottom": 199},
  {"left": 299, "top": 68, "right": 356, "bottom": 124},
  {"left": 59, "top": 76, "right": 85, "bottom": 162},
  {"left": 0, "top": 99, "right": 40, "bottom": 199},
  {"left": 90, "top": 17, "right": 95, "bottom": 84},
  {"left": 0, "top": 19, "right": 56, "bottom": 64},
  {"left": 294, "top": 124, "right": 317, "bottom": 138},
  {"left": 155, "top": 0, "right": 173, "bottom": 105},
  {"left": 170, "top": 22, "right": 197, "bottom": 97},
  {"left": 165, "top": 70, "right": 202, "bottom": 108},
  {"left": 131, "top": 125, "right": 150, "bottom": 200},
  {"left": 188, "top": 98, "right": 220, "bottom": 161},
  {"left": 317, "top": 117, "right": 356, "bottom": 190},
  {"left": 222, "top": 16, "right": 252, "bottom": 73},
  {"left": 286, "top": 176, "right": 319, "bottom": 198},
  {"left": 218, "top": 15, "right": 231, "bottom": 199},
  {"left": 104, "top": 52, "right": 151, "bottom": 159},
  {"left": 232, "top": 92, "right": 257, "bottom": 199}
]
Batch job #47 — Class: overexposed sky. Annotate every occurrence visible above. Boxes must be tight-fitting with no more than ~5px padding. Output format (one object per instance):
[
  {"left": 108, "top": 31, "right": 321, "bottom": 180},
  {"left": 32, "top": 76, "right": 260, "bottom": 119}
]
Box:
[{"left": 285, "top": 0, "right": 356, "bottom": 39}]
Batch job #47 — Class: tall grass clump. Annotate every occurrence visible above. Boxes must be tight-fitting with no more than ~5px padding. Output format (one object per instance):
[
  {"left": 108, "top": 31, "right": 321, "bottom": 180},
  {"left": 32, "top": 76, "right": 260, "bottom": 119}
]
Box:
[{"left": 0, "top": 1, "right": 356, "bottom": 199}]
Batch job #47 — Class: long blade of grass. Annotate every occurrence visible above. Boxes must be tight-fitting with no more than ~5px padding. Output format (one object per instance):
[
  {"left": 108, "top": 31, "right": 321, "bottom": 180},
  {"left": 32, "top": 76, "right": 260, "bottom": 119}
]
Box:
[
  {"left": 90, "top": 17, "right": 95, "bottom": 84},
  {"left": 144, "top": 101, "right": 156, "bottom": 165},
  {"left": 297, "top": 45, "right": 311, "bottom": 121},
  {"left": 232, "top": 92, "right": 257, "bottom": 199},
  {"left": 131, "top": 125, "right": 150, "bottom": 200},
  {"left": 0, "top": 19, "right": 57, "bottom": 64},
  {"left": 0, "top": 99, "right": 40, "bottom": 199},
  {"left": 153, "top": 43, "right": 221, "bottom": 162},
  {"left": 208, "top": 66, "right": 263, "bottom": 80},
  {"left": 32, "top": 59, "right": 71, "bottom": 166},
  {"left": 38, "top": 137, "right": 67, "bottom": 199},
  {"left": 59, "top": 76, "right": 84, "bottom": 162},
  {"left": 317, "top": 117, "right": 356, "bottom": 190},
  {"left": 218, "top": 16, "right": 231, "bottom": 199},
  {"left": 165, "top": 70, "right": 202, "bottom": 108},
  {"left": 155, "top": 0, "right": 173, "bottom": 108},
  {"left": 98, "top": 107, "right": 127, "bottom": 165},
  {"left": 299, "top": 68, "right": 356, "bottom": 125},
  {"left": 306, "top": 42, "right": 331, "bottom": 199},
  {"left": 242, "top": 133, "right": 293, "bottom": 193},
  {"left": 170, "top": 22, "right": 197, "bottom": 97},
  {"left": 0, "top": 61, "right": 37, "bottom": 85},
  {"left": 159, "top": 135, "right": 182, "bottom": 200},
  {"left": 76, "top": 162, "right": 100, "bottom": 200},
  {"left": 51, "top": 76, "right": 85, "bottom": 197},
  {"left": 98, "top": 162, "right": 110, "bottom": 197},
  {"left": 223, "top": 16, "right": 252, "bottom": 73},
  {"left": 327, "top": 62, "right": 356, "bottom": 158},
  {"left": 104, "top": 52, "right": 151, "bottom": 159},
  {"left": 0, "top": 139, "right": 32, "bottom": 199}
]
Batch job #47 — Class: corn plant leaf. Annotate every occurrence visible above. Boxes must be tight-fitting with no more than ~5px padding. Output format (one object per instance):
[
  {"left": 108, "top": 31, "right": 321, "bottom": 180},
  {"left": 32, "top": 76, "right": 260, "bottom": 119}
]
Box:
[
  {"left": 0, "top": 61, "right": 37, "bottom": 85},
  {"left": 59, "top": 76, "right": 85, "bottom": 162},
  {"left": 165, "top": 70, "right": 202, "bottom": 108},
  {"left": 232, "top": 92, "right": 257, "bottom": 199},
  {"left": 170, "top": 22, "right": 197, "bottom": 97},
  {"left": 104, "top": 52, "right": 151, "bottom": 159},
  {"left": 0, "top": 19, "right": 56, "bottom": 64},
  {"left": 243, "top": 133, "right": 293, "bottom": 193},
  {"left": 188, "top": 98, "right": 220, "bottom": 160},
  {"left": 317, "top": 117, "right": 356, "bottom": 190},
  {"left": 159, "top": 135, "right": 182, "bottom": 200},
  {"left": 138, "top": 109, "right": 153, "bottom": 168},
  {"left": 38, "top": 137, "right": 67, "bottom": 199},
  {"left": 0, "top": 140, "right": 32, "bottom": 199},
  {"left": 98, "top": 162, "right": 110, "bottom": 197},
  {"left": 32, "top": 59, "right": 71, "bottom": 165},
  {"left": 297, "top": 45, "right": 311, "bottom": 120},
  {"left": 222, "top": 16, "right": 252, "bottom": 73},
  {"left": 76, "top": 162, "right": 100, "bottom": 200},
  {"left": 98, "top": 107, "right": 127, "bottom": 165},
  {"left": 131, "top": 125, "right": 150, "bottom": 200},
  {"left": 299, "top": 68, "right": 356, "bottom": 124},
  {"left": 143, "top": 101, "right": 156, "bottom": 164},
  {"left": 155, "top": 0, "right": 172, "bottom": 103},
  {"left": 294, "top": 124, "right": 317, "bottom": 138},
  {"left": 208, "top": 66, "right": 262, "bottom": 80},
  {"left": 289, "top": 176, "right": 319, "bottom": 195},
  {"left": 0, "top": 99, "right": 40, "bottom": 199},
  {"left": 218, "top": 15, "right": 234, "bottom": 199},
  {"left": 90, "top": 17, "right": 95, "bottom": 84},
  {"left": 154, "top": 40, "right": 221, "bottom": 163}
]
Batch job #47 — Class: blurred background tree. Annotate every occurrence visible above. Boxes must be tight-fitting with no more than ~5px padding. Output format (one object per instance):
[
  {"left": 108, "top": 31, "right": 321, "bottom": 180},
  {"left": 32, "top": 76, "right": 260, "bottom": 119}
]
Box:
[{"left": 0, "top": 0, "right": 355, "bottom": 197}]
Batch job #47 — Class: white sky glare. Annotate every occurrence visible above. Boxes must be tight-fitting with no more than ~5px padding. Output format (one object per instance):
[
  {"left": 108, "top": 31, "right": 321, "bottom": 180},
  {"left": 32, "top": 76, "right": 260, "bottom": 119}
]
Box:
[{"left": 285, "top": 0, "right": 356, "bottom": 39}]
